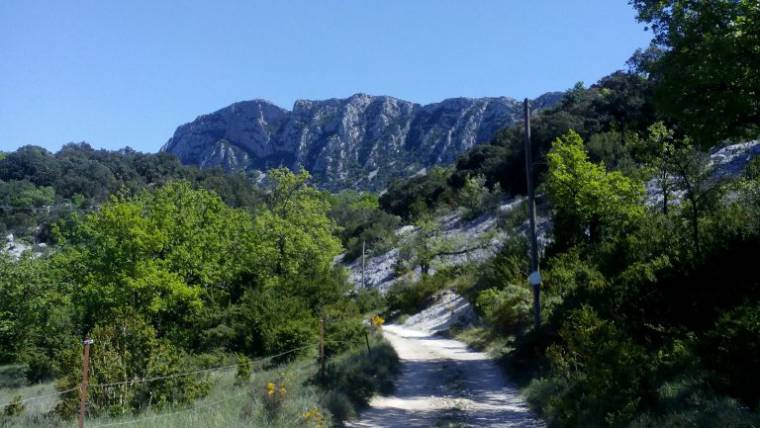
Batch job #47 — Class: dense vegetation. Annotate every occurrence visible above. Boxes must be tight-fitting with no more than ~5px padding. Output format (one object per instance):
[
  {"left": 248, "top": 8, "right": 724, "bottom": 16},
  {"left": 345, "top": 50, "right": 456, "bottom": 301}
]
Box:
[
  {"left": 2, "top": 1, "right": 759, "bottom": 426},
  {"left": 378, "top": 1, "right": 760, "bottom": 426},
  {"left": 0, "top": 150, "right": 396, "bottom": 426}
]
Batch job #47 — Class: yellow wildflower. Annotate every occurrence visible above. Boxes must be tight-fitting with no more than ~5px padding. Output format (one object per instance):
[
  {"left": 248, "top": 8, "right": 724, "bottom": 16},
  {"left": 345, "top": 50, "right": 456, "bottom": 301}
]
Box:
[{"left": 371, "top": 314, "right": 385, "bottom": 328}]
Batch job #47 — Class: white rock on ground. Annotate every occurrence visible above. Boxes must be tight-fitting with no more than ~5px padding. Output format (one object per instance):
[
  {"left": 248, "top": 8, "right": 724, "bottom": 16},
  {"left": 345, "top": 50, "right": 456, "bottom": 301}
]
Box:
[
  {"left": 347, "top": 291, "right": 543, "bottom": 428},
  {"left": 345, "top": 198, "right": 551, "bottom": 293}
]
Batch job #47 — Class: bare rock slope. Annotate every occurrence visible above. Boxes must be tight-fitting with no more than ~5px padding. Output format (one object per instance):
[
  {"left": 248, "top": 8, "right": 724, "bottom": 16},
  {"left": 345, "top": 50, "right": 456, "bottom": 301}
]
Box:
[{"left": 162, "top": 93, "right": 563, "bottom": 190}]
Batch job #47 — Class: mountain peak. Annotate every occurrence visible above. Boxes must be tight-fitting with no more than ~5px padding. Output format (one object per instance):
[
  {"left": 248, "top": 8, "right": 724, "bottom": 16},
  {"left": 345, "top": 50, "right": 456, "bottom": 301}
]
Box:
[{"left": 162, "top": 93, "right": 561, "bottom": 190}]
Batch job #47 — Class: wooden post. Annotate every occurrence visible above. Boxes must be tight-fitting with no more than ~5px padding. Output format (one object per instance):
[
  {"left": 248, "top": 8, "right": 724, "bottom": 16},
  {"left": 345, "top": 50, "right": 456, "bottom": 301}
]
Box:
[
  {"left": 319, "top": 318, "right": 325, "bottom": 383},
  {"left": 79, "top": 336, "right": 93, "bottom": 428},
  {"left": 523, "top": 99, "right": 541, "bottom": 330},
  {"left": 361, "top": 240, "right": 366, "bottom": 288},
  {"left": 364, "top": 330, "right": 372, "bottom": 356}
]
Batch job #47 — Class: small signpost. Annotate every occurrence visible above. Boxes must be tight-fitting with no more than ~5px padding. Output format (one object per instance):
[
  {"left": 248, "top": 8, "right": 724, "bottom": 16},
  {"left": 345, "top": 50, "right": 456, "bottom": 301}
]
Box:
[{"left": 79, "top": 337, "right": 94, "bottom": 428}]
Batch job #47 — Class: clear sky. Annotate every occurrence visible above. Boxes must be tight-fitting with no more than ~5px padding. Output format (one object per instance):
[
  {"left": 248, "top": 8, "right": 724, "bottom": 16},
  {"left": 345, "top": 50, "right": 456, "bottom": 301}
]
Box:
[{"left": 0, "top": 1, "right": 651, "bottom": 153}]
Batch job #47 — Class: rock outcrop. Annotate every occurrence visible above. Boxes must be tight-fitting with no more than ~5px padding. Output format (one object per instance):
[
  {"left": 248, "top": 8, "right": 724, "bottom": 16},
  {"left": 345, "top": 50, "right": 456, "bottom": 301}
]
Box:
[{"left": 162, "top": 93, "right": 563, "bottom": 190}]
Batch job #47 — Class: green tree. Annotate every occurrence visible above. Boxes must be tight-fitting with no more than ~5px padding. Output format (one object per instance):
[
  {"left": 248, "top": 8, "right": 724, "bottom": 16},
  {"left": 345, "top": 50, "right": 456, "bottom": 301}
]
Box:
[
  {"left": 546, "top": 130, "right": 645, "bottom": 253},
  {"left": 56, "top": 181, "right": 253, "bottom": 340},
  {"left": 0, "top": 253, "right": 73, "bottom": 381},
  {"left": 249, "top": 168, "right": 342, "bottom": 286},
  {"left": 631, "top": 0, "right": 760, "bottom": 143}
]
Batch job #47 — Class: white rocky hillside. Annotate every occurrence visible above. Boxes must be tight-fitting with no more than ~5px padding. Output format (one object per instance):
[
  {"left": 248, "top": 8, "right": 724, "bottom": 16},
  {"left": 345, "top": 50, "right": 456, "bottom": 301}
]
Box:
[
  {"left": 344, "top": 140, "right": 760, "bottom": 292},
  {"left": 344, "top": 198, "right": 551, "bottom": 293}
]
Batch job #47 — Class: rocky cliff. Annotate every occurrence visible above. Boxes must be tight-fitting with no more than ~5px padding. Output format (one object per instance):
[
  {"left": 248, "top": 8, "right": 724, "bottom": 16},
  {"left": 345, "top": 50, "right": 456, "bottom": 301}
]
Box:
[{"left": 162, "top": 92, "right": 563, "bottom": 190}]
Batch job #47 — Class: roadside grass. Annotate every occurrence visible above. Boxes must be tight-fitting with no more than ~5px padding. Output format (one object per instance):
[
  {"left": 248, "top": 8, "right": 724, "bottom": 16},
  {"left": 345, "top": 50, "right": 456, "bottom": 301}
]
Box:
[
  {"left": 450, "top": 326, "right": 513, "bottom": 361},
  {"left": 321, "top": 335, "right": 400, "bottom": 424},
  {"left": 0, "top": 335, "right": 400, "bottom": 428},
  {"left": 0, "top": 365, "right": 60, "bottom": 420}
]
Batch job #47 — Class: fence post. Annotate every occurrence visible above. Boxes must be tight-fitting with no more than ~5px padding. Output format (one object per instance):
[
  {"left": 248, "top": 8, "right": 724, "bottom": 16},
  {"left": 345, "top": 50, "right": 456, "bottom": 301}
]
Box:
[
  {"left": 319, "top": 318, "right": 325, "bottom": 383},
  {"left": 79, "top": 336, "right": 94, "bottom": 428}
]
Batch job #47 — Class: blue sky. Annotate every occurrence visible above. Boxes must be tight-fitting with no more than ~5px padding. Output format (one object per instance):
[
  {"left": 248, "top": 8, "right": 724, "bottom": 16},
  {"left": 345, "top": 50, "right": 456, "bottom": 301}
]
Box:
[{"left": 0, "top": 1, "right": 651, "bottom": 153}]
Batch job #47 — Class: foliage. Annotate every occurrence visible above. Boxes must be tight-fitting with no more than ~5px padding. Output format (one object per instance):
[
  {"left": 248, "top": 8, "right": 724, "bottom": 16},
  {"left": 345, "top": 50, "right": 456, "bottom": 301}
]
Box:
[
  {"left": 0, "top": 254, "right": 73, "bottom": 381},
  {"left": 379, "top": 166, "right": 454, "bottom": 221},
  {"left": 55, "top": 181, "right": 253, "bottom": 340},
  {"left": 249, "top": 168, "right": 342, "bottom": 286},
  {"left": 54, "top": 311, "right": 211, "bottom": 419},
  {"left": 545, "top": 130, "right": 645, "bottom": 255},
  {"left": 458, "top": 174, "right": 502, "bottom": 219},
  {"left": 631, "top": 0, "right": 760, "bottom": 143},
  {"left": 395, "top": 217, "right": 456, "bottom": 276},
  {"left": 230, "top": 288, "right": 317, "bottom": 358},
  {"left": 543, "top": 306, "right": 655, "bottom": 427},
  {"left": 351, "top": 288, "right": 386, "bottom": 315},
  {"left": 700, "top": 301, "right": 760, "bottom": 408},
  {"left": 0, "top": 143, "right": 263, "bottom": 241},
  {"left": 234, "top": 354, "right": 251, "bottom": 386},
  {"left": 328, "top": 190, "right": 401, "bottom": 261},
  {"left": 445, "top": 71, "right": 656, "bottom": 201},
  {"left": 475, "top": 286, "right": 531, "bottom": 334},
  {"left": 320, "top": 338, "right": 400, "bottom": 419},
  {"left": 2, "top": 396, "right": 24, "bottom": 417},
  {"left": 386, "top": 275, "right": 444, "bottom": 316}
]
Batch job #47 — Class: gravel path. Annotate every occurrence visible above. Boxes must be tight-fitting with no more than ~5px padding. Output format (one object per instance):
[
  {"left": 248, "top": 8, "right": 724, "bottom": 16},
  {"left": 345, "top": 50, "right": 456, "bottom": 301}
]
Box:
[{"left": 346, "top": 323, "right": 544, "bottom": 427}]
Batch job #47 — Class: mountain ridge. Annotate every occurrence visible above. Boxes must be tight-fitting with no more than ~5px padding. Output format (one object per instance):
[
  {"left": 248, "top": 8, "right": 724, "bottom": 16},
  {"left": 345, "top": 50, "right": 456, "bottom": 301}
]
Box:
[{"left": 162, "top": 92, "right": 564, "bottom": 190}]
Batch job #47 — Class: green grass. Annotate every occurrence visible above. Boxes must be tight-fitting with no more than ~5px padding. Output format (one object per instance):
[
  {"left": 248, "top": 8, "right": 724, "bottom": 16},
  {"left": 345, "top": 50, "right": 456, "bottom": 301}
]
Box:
[
  {"left": 0, "top": 365, "right": 61, "bottom": 420},
  {"left": 319, "top": 335, "right": 400, "bottom": 424},
  {"left": 0, "top": 336, "right": 400, "bottom": 428},
  {"left": 450, "top": 326, "right": 513, "bottom": 361}
]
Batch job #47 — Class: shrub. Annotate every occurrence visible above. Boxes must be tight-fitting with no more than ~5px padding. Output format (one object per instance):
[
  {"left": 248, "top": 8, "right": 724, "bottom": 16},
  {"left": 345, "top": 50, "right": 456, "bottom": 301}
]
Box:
[
  {"left": 700, "top": 301, "right": 760, "bottom": 408},
  {"left": 324, "top": 316, "right": 365, "bottom": 357},
  {"left": 386, "top": 277, "right": 443, "bottom": 316},
  {"left": 235, "top": 353, "right": 252, "bottom": 386},
  {"left": 54, "top": 311, "right": 211, "bottom": 418},
  {"left": 320, "top": 338, "right": 400, "bottom": 421},
  {"left": 352, "top": 288, "right": 386, "bottom": 314},
  {"left": 458, "top": 174, "right": 502, "bottom": 219},
  {"left": 234, "top": 288, "right": 317, "bottom": 359},
  {"left": 475, "top": 285, "right": 532, "bottom": 334},
  {"left": 544, "top": 306, "right": 655, "bottom": 427},
  {"left": 2, "top": 396, "right": 24, "bottom": 417}
]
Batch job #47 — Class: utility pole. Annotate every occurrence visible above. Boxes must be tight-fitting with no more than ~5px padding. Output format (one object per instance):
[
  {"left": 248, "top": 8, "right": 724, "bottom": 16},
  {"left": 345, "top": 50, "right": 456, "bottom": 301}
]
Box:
[
  {"left": 319, "top": 319, "right": 325, "bottom": 383},
  {"left": 523, "top": 99, "right": 541, "bottom": 330},
  {"left": 79, "top": 336, "right": 93, "bottom": 428},
  {"left": 361, "top": 240, "right": 366, "bottom": 288}
]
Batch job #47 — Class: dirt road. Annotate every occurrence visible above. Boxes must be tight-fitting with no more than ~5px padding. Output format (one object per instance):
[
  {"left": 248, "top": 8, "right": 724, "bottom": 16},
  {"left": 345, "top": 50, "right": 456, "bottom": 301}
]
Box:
[{"left": 346, "top": 323, "right": 544, "bottom": 427}]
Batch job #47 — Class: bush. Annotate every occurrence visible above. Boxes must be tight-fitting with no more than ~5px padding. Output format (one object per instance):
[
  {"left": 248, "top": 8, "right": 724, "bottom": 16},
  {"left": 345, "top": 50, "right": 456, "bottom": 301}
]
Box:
[
  {"left": 320, "top": 338, "right": 400, "bottom": 421},
  {"left": 386, "top": 277, "right": 443, "bottom": 316},
  {"left": 2, "top": 396, "right": 24, "bottom": 417},
  {"left": 352, "top": 288, "right": 386, "bottom": 314},
  {"left": 234, "top": 289, "right": 317, "bottom": 359},
  {"left": 475, "top": 285, "right": 532, "bottom": 334},
  {"left": 235, "top": 353, "right": 252, "bottom": 386},
  {"left": 54, "top": 311, "right": 211, "bottom": 418},
  {"left": 700, "top": 301, "right": 760, "bottom": 408},
  {"left": 631, "top": 381, "right": 760, "bottom": 428},
  {"left": 328, "top": 190, "right": 401, "bottom": 262},
  {"left": 543, "top": 306, "right": 655, "bottom": 427},
  {"left": 458, "top": 174, "right": 502, "bottom": 219},
  {"left": 379, "top": 167, "right": 454, "bottom": 221}
]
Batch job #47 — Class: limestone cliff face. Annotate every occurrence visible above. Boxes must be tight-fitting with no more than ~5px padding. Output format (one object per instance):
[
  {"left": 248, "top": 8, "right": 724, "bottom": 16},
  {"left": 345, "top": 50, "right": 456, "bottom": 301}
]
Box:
[{"left": 162, "top": 93, "right": 562, "bottom": 190}]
